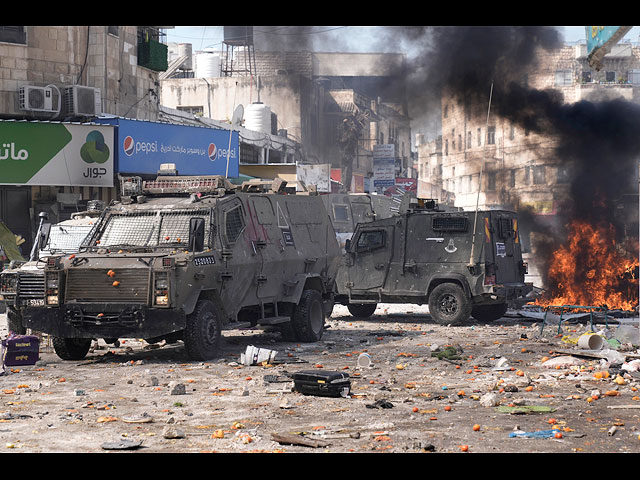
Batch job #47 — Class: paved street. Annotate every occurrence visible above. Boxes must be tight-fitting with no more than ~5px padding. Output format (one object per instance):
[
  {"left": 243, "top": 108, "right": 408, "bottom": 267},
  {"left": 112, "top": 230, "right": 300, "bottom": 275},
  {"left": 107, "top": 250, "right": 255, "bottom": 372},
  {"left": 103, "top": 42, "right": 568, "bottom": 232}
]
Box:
[{"left": 0, "top": 305, "right": 639, "bottom": 453}]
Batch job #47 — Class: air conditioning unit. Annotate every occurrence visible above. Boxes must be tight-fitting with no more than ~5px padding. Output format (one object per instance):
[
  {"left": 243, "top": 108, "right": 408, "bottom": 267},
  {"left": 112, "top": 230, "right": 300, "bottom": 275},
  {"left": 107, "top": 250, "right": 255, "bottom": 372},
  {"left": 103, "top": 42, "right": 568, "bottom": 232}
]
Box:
[
  {"left": 63, "top": 85, "right": 102, "bottom": 116},
  {"left": 18, "top": 85, "right": 58, "bottom": 113}
]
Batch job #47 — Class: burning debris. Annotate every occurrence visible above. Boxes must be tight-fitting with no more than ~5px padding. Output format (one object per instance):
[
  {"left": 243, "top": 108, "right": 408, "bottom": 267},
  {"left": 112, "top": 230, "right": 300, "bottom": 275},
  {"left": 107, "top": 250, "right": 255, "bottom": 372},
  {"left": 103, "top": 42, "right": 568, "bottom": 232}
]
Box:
[{"left": 535, "top": 220, "right": 639, "bottom": 311}]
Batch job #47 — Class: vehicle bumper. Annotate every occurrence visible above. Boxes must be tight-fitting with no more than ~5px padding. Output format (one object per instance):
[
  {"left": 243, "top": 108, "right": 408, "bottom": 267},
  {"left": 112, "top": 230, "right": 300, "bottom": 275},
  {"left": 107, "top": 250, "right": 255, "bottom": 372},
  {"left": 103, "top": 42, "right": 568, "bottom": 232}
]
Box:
[
  {"left": 478, "top": 282, "right": 534, "bottom": 306},
  {"left": 22, "top": 303, "right": 186, "bottom": 339}
]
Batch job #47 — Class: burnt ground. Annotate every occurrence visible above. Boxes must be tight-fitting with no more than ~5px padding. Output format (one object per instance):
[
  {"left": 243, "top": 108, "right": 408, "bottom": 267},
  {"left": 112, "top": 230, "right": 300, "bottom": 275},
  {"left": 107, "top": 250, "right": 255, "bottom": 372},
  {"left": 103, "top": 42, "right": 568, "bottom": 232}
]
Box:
[{"left": 0, "top": 304, "right": 639, "bottom": 454}]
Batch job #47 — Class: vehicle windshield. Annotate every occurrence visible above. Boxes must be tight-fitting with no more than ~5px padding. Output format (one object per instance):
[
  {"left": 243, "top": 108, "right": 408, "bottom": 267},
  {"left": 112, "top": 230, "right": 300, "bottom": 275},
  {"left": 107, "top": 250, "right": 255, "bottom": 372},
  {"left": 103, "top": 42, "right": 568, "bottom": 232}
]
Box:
[
  {"left": 88, "top": 208, "right": 211, "bottom": 250},
  {"left": 44, "top": 225, "right": 95, "bottom": 254}
]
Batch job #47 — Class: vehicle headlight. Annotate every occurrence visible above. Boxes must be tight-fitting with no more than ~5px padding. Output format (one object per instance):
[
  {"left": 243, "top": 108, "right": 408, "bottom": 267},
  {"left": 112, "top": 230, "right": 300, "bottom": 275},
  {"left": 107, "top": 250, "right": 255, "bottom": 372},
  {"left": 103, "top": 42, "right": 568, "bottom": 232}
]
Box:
[
  {"left": 0, "top": 273, "right": 17, "bottom": 294},
  {"left": 154, "top": 272, "right": 169, "bottom": 306},
  {"left": 45, "top": 272, "right": 59, "bottom": 305}
]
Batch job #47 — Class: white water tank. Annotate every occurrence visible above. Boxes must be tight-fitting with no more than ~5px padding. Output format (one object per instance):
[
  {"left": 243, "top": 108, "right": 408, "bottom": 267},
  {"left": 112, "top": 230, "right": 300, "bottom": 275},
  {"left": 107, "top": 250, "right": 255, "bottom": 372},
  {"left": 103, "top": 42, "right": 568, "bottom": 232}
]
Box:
[
  {"left": 245, "top": 102, "right": 272, "bottom": 134},
  {"left": 177, "top": 43, "right": 192, "bottom": 70},
  {"left": 195, "top": 51, "right": 221, "bottom": 78}
]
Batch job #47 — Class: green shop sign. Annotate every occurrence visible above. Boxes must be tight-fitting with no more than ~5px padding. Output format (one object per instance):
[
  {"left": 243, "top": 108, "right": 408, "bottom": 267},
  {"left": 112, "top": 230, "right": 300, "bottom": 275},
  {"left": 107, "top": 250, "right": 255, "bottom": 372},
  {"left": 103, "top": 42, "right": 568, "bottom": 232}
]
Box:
[{"left": 0, "top": 121, "right": 114, "bottom": 187}]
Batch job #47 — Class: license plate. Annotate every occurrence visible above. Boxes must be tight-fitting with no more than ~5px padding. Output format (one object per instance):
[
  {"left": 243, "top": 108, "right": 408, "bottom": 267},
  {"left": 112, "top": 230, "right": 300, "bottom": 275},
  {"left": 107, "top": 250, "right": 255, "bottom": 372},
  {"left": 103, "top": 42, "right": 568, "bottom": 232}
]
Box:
[{"left": 26, "top": 299, "right": 45, "bottom": 306}]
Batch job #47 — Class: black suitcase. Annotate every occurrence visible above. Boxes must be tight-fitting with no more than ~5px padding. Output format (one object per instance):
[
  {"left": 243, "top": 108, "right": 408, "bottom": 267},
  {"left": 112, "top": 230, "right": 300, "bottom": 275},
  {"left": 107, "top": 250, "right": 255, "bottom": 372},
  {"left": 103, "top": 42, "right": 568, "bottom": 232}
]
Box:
[{"left": 292, "top": 370, "right": 351, "bottom": 398}]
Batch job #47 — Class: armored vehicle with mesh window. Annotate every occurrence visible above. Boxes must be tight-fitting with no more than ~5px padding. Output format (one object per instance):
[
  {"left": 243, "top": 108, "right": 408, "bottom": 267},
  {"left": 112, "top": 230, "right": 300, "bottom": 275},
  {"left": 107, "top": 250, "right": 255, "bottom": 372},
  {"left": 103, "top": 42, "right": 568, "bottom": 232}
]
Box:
[
  {"left": 335, "top": 198, "right": 532, "bottom": 324},
  {"left": 1, "top": 209, "right": 101, "bottom": 335},
  {"left": 18, "top": 175, "right": 340, "bottom": 361}
]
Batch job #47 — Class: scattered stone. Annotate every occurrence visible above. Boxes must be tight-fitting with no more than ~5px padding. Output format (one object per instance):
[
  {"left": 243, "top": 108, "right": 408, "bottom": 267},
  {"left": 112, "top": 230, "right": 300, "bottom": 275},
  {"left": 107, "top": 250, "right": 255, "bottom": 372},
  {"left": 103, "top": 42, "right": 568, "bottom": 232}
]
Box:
[
  {"left": 169, "top": 382, "right": 186, "bottom": 395},
  {"left": 162, "top": 427, "right": 185, "bottom": 439}
]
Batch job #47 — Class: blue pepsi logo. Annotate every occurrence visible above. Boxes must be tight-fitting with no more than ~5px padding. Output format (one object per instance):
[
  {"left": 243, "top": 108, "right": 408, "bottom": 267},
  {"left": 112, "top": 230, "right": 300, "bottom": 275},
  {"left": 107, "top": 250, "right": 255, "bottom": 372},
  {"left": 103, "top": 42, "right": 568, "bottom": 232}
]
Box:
[{"left": 123, "top": 136, "right": 135, "bottom": 156}]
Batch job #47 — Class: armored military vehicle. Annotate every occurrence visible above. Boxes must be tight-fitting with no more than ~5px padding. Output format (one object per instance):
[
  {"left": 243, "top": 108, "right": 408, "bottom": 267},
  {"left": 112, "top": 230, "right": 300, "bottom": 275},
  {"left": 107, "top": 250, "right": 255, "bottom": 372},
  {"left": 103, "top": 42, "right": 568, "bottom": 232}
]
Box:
[
  {"left": 1, "top": 209, "right": 100, "bottom": 334},
  {"left": 335, "top": 198, "right": 532, "bottom": 324},
  {"left": 15, "top": 175, "right": 341, "bottom": 361}
]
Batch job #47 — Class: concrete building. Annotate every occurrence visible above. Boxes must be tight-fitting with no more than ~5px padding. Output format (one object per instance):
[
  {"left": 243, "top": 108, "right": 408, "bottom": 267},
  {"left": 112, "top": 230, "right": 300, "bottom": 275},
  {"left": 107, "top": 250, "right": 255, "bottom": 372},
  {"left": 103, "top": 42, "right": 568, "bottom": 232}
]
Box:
[
  {"left": 0, "top": 26, "right": 170, "bottom": 256},
  {"left": 160, "top": 45, "right": 412, "bottom": 193},
  {"left": 416, "top": 40, "right": 640, "bottom": 286}
]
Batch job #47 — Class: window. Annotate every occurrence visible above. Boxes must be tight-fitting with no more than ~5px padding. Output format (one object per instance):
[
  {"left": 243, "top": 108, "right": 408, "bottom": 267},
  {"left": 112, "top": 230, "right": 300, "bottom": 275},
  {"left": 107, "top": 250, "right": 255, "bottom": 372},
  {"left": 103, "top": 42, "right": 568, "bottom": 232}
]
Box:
[
  {"left": 467, "top": 131, "right": 472, "bottom": 149},
  {"left": 458, "top": 134, "right": 462, "bottom": 151},
  {"left": 605, "top": 71, "right": 616, "bottom": 83},
  {"left": 477, "top": 128, "right": 482, "bottom": 146},
  {"left": 108, "top": 26, "right": 119, "bottom": 37},
  {"left": 555, "top": 70, "right": 573, "bottom": 86},
  {"left": 224, "top": 205, "right": 245, "bottom": 244},
  {"left": 177, "top": 106, "right": 204, "bottom": 116},
  {"left": 582, "top": 71, "right": 592, "bottom": 83},
  {"left": 533, "top": 165, "right": 546, "bottom": 184},
  {"left": 444, "top": 139, "right": 449, "bottom": 156},
  {"left": 557, "top": 165, "right": 570, "bottom": 184},
  {"left": 433, "top": 215, "right": 468, "bottom": 232},
  {"left": 509, "top": 124, "right": 515, "bottom": 141},
  {"left": 0, "top": 26, "right": 26, "bottom": 44},
  {"left": 628, "top": 70, "right": 640, "bottom": 85},
  {"left": 487, "top": 126, "right": 496, "bottom": 145},
  {"left": 523, "top": 166, "right": 530, "bottom": 184},
  {"left": 487, "top": 172, "right": 496, "bottom": 191},
  {"left": 356, "top": 230, "right": 385, "bottom": 252},
  {"left": 332, "top": 204, "right": 350, "bottom": 222}
]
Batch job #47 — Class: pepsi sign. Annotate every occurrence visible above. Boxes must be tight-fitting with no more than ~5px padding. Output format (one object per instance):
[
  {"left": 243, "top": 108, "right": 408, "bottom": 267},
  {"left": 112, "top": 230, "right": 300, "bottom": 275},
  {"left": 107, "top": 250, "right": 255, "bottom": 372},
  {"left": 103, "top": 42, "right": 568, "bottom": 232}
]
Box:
[{"left": 95, "top": 118, "right": 239, "bottom": 177}]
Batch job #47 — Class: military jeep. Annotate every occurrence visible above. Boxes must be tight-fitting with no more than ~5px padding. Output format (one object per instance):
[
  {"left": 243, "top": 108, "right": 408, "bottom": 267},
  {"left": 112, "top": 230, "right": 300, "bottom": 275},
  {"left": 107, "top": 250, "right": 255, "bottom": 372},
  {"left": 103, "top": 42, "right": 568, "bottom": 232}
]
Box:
[
  {"left": 19, "top": 175, "right": 341, "bottom": 361},
  {"left": 335, "top": 198, "right": 532, "bottom": 324}
]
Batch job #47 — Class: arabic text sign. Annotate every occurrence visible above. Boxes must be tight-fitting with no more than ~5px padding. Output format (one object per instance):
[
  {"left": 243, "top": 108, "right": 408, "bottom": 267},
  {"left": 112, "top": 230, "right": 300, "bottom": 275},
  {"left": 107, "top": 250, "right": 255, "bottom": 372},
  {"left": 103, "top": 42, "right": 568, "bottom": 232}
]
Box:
[
  {"left": 373, "top": 144, "right": 396, "bottom": 188},
  {"left": 96, "top": 118, "right": 239, "bottom": 177},
  {"left": 0, "top": 121, "right": 114, "bottom": 187}
]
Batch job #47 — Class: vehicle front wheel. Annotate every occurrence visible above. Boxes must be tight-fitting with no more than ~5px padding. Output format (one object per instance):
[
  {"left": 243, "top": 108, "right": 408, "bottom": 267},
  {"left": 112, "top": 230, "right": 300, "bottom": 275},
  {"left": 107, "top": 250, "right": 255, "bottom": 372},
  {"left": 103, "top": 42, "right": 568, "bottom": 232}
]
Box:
[
  {"left": 291, "top": 289, "right": 325, "bottom": 342},
  {"left": 52, "top": 337, "right": 92, "bottom": 361},
  {"left": 471, "top": 303, "right": 508, "bottom": 322},
  {"left": 7, "top": 308, "right": 26, "bottom": 335},
  {"left": 347, "top": 303, "right": 377, "bottom": 318},
  {"left": 184, "top": 299, "right": 222, "bottom": 360},
  {"left": 428, "top": 283, "right": 472, "bottom": 325}
]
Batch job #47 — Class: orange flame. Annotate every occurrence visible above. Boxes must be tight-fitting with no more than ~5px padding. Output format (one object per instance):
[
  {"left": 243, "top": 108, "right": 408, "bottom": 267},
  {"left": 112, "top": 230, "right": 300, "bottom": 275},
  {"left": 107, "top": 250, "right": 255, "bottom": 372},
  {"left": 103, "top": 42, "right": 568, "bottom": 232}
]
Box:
[{"left": 536, "top": 220, "right": 638, "bottom": 311}]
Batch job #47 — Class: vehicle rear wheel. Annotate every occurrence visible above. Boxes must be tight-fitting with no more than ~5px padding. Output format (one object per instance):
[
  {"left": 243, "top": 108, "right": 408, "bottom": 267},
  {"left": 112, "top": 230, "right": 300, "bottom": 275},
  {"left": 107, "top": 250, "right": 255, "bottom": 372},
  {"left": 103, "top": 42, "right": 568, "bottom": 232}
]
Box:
[
  {"left": 471, "top": 303, "right": 508, "bottom": 322},
  {"left": 428, "top": 283, "right": 472, "bottom": 325},
  {"left": 52, "top": 337, "right": 92, "bottom": 361},
  {"left": 347, "top": 303, "right": 377, "bottom": 318},
  {"left": 183, "top": 299, "right": 222, "bottom": 360},
  {"left": 292, "top": 289, "right": 325, "bottom": 342}
]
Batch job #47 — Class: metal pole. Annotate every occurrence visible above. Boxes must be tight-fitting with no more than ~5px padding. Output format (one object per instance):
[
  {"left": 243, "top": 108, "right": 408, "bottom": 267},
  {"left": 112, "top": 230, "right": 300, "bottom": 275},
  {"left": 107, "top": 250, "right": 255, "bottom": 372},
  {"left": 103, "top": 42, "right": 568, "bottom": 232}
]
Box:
[{"left": 468, "top": 82, "right": 494, "bottom": 267}]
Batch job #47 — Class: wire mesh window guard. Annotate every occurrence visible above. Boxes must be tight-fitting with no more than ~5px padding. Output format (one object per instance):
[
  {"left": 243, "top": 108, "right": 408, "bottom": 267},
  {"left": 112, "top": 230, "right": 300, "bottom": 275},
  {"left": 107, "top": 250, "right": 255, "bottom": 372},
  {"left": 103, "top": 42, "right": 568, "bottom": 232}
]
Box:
[{"left": 96, "top": 209, "right": 211, "bottom": 248}]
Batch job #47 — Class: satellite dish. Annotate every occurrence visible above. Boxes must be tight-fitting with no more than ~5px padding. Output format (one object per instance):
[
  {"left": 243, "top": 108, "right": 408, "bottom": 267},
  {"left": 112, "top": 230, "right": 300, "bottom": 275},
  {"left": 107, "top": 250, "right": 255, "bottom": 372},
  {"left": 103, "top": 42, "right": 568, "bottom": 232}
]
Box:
[{"left": 231, "top": 104, "right": 244, "bottom": 127}]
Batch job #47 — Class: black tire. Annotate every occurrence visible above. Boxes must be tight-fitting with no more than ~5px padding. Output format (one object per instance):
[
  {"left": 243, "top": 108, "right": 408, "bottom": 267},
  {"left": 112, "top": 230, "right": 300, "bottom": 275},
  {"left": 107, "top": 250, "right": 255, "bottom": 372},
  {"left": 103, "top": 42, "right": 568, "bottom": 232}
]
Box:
[
  {"left": 347, "top": 303, "right": 377, "bottom": 318},
  {"left": 471, "top": 303, "right": 508, "bottom": 322},
  {"left": 7, "top": 308, "right": 26, "bottom": 335},
  {"left": 428, "top": 283, "right": 472, "bottom": 325},
  {"left": 291, "top": 289, "right": 325, "bottom": 342},
  {"left": 52, "top": 337, "right": 92, "bottom": 361},
  {"left": 183, "top": 299, "right": 222, "bottom": 360}
]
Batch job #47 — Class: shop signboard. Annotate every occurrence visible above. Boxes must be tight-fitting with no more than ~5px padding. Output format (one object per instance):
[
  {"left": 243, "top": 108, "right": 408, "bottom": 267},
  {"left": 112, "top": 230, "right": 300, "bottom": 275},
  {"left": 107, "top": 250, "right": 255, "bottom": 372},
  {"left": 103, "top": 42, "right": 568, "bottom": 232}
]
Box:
[
  {"left": 0, "top": 121, "right": 114, "bottom": 187},
  {"left": 95, "top": 117, "right": 239, "bottom": 177},
  {"left": 373, "top": 144, "right": 396, "bottom": 190}
]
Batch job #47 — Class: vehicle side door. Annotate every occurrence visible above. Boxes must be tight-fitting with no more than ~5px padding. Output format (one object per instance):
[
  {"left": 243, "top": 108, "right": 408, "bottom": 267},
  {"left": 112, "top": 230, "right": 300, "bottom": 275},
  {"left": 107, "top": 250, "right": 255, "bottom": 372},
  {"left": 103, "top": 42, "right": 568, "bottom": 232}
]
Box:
[{"left": 347, "top": 224, "right": 394, "bottom": 294}]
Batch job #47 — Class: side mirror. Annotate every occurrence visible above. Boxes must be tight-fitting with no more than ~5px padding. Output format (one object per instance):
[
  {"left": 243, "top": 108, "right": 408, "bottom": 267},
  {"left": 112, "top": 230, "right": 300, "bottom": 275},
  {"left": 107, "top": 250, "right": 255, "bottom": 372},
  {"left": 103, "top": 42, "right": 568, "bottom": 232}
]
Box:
[
  {"left": 188, "top": 217, "right": 205, "bottom": 252},
  {"left": 344, "top": 238, "right": 351, "bottom": 253},
  {"left": 39, "top": 223, "right": 51, "bottom": 253}
]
